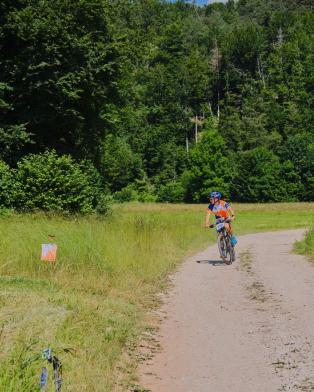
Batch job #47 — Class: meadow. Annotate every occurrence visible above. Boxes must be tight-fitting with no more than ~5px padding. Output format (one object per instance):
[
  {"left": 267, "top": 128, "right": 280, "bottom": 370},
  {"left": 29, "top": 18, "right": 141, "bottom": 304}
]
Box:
[{"left": 0, "top": 203, "right": 313, "bottom": 391}]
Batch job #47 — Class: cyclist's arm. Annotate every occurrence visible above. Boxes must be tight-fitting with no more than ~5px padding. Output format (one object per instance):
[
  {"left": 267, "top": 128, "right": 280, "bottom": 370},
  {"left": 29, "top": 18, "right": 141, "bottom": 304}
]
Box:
[
  {"left": 227, "top": 206, "right": 236, "bottom": 220},
  {"left": 205, "top": 209, "right": 212, "bottom": 227}
]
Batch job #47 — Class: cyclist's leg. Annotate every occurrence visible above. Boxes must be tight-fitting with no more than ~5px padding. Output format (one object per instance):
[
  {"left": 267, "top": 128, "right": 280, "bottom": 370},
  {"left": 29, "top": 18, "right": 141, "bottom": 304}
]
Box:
[{"left": 224, "top": 222, "right": 233, "bottom": 235}]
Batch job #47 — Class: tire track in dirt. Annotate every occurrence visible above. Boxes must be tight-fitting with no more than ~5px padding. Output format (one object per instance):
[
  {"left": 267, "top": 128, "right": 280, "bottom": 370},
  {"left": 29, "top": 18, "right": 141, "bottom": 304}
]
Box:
[{"left": 137, "top": 229, "right": 314, "bottom": 392}]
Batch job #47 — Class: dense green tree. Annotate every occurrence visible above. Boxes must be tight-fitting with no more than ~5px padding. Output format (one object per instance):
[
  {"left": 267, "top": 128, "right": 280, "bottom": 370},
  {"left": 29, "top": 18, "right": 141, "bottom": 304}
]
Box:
[
  {"left": 232, "top": 147, "right": 288, "bottom": 202},
  {"left": 0, "top": 0, "right": 123, "bottom": 164},
  {"left": 101, "top": 134, "right": 144, "bottom": 192},
  {"left": 182, "top": 123, "right": 232, "bottom": 202},
  {"left": 0, "top": 0, "right": 313, "bottom": 206},
  {"left": 279, "top": 133, "right": 314, "bottom": 201}
]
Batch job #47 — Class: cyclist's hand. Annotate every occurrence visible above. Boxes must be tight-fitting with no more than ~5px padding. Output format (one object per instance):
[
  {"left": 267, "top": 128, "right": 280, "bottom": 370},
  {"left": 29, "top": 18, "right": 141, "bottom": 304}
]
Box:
[{"left": 232, "top": 215, "right": 236, "bottom": 221}]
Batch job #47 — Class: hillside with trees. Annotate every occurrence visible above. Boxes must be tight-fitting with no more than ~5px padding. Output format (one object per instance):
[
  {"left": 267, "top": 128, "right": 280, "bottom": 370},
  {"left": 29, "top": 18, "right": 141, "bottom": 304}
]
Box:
[{"left": 0, "top": 0, "right": 313, "bottom": 211}]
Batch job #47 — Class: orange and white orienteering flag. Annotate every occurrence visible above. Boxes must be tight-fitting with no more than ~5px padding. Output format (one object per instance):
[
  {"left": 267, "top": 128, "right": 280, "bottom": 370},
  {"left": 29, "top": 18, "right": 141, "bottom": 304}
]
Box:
[{"left": 41, "top": 244, "right": 57, "bottom": 262}]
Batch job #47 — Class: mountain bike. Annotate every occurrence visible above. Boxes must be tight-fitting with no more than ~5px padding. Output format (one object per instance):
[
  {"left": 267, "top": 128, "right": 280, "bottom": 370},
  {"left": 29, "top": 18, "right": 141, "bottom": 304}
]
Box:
[{"left": 210, "top": 217, "right": 235, "bottom": 265}]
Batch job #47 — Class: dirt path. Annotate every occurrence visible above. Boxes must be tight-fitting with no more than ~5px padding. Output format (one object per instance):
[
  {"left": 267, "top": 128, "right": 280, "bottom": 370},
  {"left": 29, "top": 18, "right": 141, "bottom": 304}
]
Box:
[{"left": 139, "top": 230, "right": 314, "bottom": 392}]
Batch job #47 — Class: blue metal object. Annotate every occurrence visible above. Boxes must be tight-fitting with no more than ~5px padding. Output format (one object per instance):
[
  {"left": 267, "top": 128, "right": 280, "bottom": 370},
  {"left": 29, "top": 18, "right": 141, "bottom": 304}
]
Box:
[
  {"left": 42, "top": 348, "right": 62, "bottom": 391},
  {"left": 40, "top": 367, "right": 48, "bottom": 389},
  {"left": 43, "top": 348, "right": 52, "bottom": 361}
]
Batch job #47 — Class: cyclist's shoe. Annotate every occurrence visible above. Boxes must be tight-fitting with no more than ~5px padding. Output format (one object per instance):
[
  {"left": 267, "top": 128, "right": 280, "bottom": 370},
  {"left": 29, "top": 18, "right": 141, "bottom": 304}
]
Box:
[{"left": 231, "top": 235, "right": 238, "bottom": 247}]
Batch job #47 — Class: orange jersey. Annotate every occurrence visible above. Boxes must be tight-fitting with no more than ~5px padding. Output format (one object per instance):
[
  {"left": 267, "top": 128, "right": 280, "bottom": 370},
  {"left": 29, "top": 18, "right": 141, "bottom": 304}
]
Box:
[{"left": 208, "top": 200, "right": 230, "bottom": 219}]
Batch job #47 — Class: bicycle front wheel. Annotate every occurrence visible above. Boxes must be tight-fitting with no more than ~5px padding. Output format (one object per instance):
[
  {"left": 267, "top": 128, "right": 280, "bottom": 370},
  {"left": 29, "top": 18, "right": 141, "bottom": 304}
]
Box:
[
  {"left": 217, "top": 234, "right": 228, "bottom": 261},
  {"left": 224, "top": 235, "right": 233, "bottom": 264}
]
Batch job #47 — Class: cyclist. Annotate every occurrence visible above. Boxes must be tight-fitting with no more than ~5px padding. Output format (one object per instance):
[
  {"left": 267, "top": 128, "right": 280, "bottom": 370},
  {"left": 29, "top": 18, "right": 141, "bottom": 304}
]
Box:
[{"left": 204, "top": 191, "right": 237, "bottom": 246}]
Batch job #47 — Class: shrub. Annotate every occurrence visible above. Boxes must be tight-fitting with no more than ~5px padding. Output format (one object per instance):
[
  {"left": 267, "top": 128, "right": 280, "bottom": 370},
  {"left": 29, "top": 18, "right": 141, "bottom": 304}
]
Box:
[
  {"left": 15, "top": 151, "right": 101, "bottom": 213},
  {"left": 0, "top": 160, "right": 18, "bottom": 208},
  {"left": 114, "top": 179, "right": 157, "bottom": 203},
  {"left": 113, "top": 184, "right": 139, "bottom": 203},
  {"left": 157, "top": 181, "right": 184, "bottom": 203},
  {"left": 95, "top": 194, "right": 113, "bottom": 216}
]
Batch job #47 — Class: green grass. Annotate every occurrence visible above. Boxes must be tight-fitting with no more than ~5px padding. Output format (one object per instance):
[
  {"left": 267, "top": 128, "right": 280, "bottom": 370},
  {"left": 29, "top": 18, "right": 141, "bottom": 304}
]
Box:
[
  {"left": 295, "top": 227, "right": 314, "bottom": 260},
  {"left": 0, "top": 203, "right": 313, "bottom": 391}
]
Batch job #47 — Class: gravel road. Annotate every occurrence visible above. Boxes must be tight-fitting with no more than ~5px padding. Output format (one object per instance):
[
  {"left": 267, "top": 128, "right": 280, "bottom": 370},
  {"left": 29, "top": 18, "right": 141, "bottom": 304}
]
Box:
[{"left": 139, "top": 230, "right": 314, "bottom": 392}]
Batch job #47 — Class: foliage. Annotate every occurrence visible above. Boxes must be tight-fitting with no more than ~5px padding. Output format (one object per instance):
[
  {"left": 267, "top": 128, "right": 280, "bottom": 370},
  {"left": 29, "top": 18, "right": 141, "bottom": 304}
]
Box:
[
  {"left": 101, "top": 134, "right": 144, "bottom": 192},
  {"left": 15, "top": 151, "right": 101, "bottom": 213},
  {"left": 183, "top": 125, "right": 232, "bottom": 202},
  {"left": 157, "top": 181, "right": 185, "bottom": 203},
  {"left": 95, "top": 193, "right": 113, "bottom": 216},
  {"left": 295, "top": 227, "right": 314, "bottom": 260},
  {"left": 0, "top": 161, "right": 18, "bottom": 208},
  {"left": 232, "top": 147, "right": 287, "bottom": 202},
  {"left": 279, "top": 133, "right": 314, "bottom": 201},
  {"left": 0, "top": 0, "right": 123, "bottom": 164},
  {"left": 0, "top": 0, "right": 313, "bottom": 204},
  {"left": 114, "top": 179, "right": 157, "bottom": 203}
]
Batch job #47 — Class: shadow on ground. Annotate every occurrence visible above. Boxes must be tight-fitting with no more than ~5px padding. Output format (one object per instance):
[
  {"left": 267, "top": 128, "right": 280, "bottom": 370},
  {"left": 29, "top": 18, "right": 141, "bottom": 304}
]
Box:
[{"left": 195, "top": 259, "right": 227, "bottom": 266}]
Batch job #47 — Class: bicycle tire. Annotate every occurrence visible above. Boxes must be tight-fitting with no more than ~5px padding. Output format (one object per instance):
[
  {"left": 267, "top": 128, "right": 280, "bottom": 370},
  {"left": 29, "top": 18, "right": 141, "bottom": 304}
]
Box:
[
  {"left": 224, "top": 235, "right": 233, "bottom": 264},
  {"left": 231, "top": 245, "right": 236, "bottom": 262},
  {"left": 217, "top": 234, "right": 228, "bottom": 261},
  {"left": 227, "top": 233, "right": 236, "bottom": 262}
]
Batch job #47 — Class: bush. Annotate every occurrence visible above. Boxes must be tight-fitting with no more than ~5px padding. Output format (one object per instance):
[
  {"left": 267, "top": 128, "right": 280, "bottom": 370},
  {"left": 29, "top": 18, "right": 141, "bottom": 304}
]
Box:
[
  {"left": 0, "top": 207, "right": 12, "bottom": 217},
  {"left": 95, "top": 194, "right": 113, "bottom": 216},
  {"left": 15, "top": 151, "right": 101, "bottom": 213},
  {"left": 113, "top": 184, "right": 139, "bottom": 203},
  {"left": 0, "top": 160, "right": 18, "bottom": 208},
  {"left": 157, "top": 181, "right": 184, "bottom": 203},
  {"left": 114, "top": 179, "right": 157, "bottom": 203}
]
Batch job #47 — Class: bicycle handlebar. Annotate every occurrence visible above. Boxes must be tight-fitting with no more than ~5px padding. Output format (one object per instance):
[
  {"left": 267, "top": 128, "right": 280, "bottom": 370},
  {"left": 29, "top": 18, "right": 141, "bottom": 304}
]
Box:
[{"left": 209, "top": 217, "right": 232, "bottom": 228}]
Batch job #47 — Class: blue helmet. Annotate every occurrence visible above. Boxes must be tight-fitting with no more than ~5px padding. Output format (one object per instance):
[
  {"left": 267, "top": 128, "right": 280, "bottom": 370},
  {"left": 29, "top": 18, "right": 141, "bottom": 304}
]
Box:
[{"left": 209, "top": 191, "right": 221, "bottom": 200}]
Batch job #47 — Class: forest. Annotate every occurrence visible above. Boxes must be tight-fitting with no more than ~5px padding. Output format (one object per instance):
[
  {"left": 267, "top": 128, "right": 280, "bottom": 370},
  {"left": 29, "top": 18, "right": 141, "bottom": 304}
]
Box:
[{"left": 0, "top": 0, "right": 313, "bottom": 212}]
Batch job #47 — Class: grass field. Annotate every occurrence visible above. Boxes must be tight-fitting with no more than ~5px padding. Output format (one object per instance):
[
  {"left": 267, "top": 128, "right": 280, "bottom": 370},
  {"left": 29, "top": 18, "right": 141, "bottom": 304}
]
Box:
[{"left": 0, "top": 203, "right": 313, "bottom": 391}]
